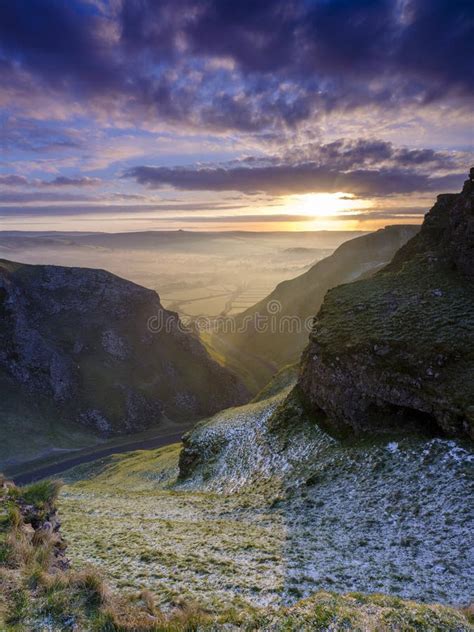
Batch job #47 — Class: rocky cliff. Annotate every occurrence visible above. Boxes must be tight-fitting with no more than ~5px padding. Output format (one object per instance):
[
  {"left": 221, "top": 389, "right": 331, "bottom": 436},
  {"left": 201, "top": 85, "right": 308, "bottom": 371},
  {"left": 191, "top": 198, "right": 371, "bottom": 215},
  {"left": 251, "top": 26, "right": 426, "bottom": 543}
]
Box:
[
  {"left": 0, "top": 260, "right": 247, "bottom": 449},
  {"left": 299, "top": 171, "right": 474, "bottom": 439},
  {"left": 210, "top": 224, "right": 418, "bottom": 392}
]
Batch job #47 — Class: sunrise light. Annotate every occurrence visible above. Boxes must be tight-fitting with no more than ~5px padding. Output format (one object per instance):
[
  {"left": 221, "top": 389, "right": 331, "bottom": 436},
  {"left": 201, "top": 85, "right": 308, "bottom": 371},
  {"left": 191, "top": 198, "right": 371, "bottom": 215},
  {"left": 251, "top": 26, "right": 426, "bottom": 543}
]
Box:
[{"left": 281, "top": 192, "right": 370, "bottom": 219}]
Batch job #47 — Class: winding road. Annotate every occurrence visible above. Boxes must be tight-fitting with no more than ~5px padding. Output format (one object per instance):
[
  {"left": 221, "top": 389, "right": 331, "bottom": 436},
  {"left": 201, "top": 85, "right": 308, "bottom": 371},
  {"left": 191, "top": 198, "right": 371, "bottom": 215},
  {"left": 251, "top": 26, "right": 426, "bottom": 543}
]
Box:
[{"left": 10, "top": 431, "right": 185, "bottom": 486}]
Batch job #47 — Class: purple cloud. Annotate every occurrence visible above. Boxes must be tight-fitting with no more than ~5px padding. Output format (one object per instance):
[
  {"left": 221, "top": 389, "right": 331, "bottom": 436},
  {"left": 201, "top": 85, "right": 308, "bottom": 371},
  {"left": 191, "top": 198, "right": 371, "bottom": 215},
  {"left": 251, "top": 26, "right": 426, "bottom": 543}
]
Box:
[
  {"left": 125, "top": 138, "right": 467, "bottom": 195},
  {"left": 0, "top": 0, "right": 472, "bottom": 133},
  {"left": 126, "top": 164, "right": 465, "bottom": 196},
  {"left": 42, "top": 176, "right": 101, "bottom": 187},
  {"left": 0, "top": 175, "right": 29, "bottom": 186}
]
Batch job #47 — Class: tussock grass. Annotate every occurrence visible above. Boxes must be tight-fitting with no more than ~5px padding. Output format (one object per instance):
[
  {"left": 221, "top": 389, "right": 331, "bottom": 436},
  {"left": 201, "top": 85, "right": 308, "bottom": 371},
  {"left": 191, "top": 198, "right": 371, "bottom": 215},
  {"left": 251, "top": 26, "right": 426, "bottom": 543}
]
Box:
[
  {"left": 6, "top": 504, "right": 22, "bottom": 530},
  {"left": 21, "top": 478, "right": 62, "bottom": 507},
  {"left": 5, "top": 529, "right": 35, "bottom": 568},
  {"left": 72, "top": 567, "right": 110, "bottom": 608}
]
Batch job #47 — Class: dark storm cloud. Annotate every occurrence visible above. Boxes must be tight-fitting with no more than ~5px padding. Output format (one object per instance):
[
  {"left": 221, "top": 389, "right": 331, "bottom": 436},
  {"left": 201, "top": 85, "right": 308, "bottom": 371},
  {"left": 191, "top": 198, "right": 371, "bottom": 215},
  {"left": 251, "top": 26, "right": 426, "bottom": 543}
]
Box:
[
  {"left": 396, "top": 0, "right": 474, "bottom": 97},
  {"left": 281, "top": 139, "right": 461, "bottom": 171},
  {"left": 126, "top": 163, "right": 465, "bottom": 196},
  {"left": 120, "top": 0, "right": 473, "bottom": 93},
  {"left": 0, "top": 0, "right": 120, "bottom": 91},
  {"left": 0, "top": 0, "right": 472, "bottom": 133},
  {"left": 125, "top": 138, "right": 466, "bottom": 195}
]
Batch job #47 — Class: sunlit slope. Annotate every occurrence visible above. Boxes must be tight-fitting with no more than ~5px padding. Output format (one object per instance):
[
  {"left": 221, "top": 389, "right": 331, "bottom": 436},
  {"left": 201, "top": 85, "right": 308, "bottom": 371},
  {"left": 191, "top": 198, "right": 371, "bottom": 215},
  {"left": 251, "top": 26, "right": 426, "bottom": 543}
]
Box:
[{"left": 209, "top": 225, "right": 418, "bottom": 392}]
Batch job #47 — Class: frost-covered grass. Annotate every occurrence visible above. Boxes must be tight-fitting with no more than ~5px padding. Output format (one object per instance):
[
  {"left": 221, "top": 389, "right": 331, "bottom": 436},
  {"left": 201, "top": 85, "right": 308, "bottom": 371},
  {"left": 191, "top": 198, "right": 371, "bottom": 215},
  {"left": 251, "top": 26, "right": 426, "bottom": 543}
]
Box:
[
  {"left": 59, "top": 390, "right": 474, "bottom": 616},
  {"left": 61, "top": 447, "right": 287, "bottom": 611},
  {"left": 4, "top": 463, "right": 473, "bottom": 629}
]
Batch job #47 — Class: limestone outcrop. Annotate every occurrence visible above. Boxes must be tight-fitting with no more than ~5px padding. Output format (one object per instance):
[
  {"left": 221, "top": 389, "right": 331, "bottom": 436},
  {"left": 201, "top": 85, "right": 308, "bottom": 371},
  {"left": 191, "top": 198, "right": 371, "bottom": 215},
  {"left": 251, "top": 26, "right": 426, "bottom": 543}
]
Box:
[{"left": 299, "top": 171, "right": 474, "bottom": 439}]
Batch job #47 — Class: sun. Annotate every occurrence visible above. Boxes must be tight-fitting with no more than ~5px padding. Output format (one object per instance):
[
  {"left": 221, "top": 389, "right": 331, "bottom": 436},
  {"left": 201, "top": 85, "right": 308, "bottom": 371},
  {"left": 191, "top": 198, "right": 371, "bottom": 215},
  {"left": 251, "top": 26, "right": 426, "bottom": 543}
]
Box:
[{"left": 281, "top": 192, "right": 369, "bottom": 218}]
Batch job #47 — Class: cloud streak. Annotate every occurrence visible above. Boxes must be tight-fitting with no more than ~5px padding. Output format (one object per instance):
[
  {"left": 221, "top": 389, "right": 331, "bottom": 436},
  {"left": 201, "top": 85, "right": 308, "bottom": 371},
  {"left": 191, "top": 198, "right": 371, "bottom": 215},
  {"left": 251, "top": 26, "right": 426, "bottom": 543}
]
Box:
[
  {"left": 125, "top": 138, "right": 467, "bottom": 195},
  {"left": 41, "top": 176, "right": 101, "bottom": 187},
  {"left": 0, "top": 175, "right": 101, "bottom": 188}
]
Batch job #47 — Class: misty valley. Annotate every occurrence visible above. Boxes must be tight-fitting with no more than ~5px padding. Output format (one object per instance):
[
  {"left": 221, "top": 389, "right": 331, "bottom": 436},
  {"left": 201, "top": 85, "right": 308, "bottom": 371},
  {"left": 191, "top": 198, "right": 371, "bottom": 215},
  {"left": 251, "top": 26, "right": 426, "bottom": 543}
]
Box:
[
  {"left": 1, "top": 176, "right": 473, "bottom": 630},
  {"left": 1, "top": 1, "right": 473, "bottom": 629}
]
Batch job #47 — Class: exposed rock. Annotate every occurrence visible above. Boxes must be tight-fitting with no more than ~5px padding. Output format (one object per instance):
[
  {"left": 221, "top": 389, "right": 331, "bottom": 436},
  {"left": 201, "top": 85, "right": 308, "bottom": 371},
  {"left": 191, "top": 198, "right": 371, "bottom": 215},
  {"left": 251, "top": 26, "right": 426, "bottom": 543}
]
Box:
[
  {"left": 17, "top": 492, "right": 69, "bottom": 571},
  {"left": 299, "top": 171, "right": 474, "bottom": 439},
  {"left": 0, "top": 260, "right": 248, "bottom": 444}
]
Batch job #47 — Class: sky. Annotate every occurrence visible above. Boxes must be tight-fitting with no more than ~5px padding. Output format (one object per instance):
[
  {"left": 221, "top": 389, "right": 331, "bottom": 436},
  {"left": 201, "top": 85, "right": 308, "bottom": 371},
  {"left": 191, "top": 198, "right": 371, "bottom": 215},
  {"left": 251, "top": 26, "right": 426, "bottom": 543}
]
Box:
[{"left": 0, "top": 0, "right": 473, "bottom": 233}]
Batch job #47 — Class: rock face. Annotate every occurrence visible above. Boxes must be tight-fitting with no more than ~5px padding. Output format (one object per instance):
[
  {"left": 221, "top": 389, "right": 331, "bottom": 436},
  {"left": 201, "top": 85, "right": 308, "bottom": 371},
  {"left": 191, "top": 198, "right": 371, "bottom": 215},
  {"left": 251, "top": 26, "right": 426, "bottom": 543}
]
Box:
[
  {"left": 299, "top": 172, "right": 474, "bottom": 439},
  {"left": 212, "top": 224, "right": 418, "bottom": 392},
  {"left": 0, "top": 260, "right": 247, "bottom": 438}
]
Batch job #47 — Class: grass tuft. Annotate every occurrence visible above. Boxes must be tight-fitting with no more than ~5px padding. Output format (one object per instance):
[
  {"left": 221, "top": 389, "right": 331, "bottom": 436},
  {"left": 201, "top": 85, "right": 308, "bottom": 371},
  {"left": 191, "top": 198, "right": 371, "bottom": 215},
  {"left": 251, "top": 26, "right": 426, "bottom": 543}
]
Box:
[
  {"left": 73, "top": 567, "right": 109, "bottom": 609},
  {"left": 21, "top": 479, "right": 62, "bottom": 508}
]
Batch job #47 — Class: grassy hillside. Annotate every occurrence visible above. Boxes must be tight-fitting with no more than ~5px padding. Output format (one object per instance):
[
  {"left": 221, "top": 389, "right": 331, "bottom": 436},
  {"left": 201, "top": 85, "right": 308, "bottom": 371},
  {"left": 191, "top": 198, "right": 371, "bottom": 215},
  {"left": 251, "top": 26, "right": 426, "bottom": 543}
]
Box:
[
  {"left": 299, "top": 175, "right": 474, "bottom": 439},
  {"left": 3, "top": 473, "right": 471, "bottom": 631},
  {"left": 56, "top": 382, "right": 473, "bottom": 623}
]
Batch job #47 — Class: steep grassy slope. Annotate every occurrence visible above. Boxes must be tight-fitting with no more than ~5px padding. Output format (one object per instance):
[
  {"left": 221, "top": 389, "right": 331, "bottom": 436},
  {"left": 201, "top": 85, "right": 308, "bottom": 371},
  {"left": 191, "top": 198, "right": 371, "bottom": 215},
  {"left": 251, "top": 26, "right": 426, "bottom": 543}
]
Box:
[
  {"left": 0, "top": 259, "right": 247, "bottom": 469},
  {"left": 3, "top": 473, "right": 471, "bottom": 630},
  {"left": 0, "top": 374, "right": 103, "bottom": 468},
  {"left": 59, "top": 384, "right": 473, "bottom": 617},
  {"left": 300, "top": 173, "right": 474, "bottom": 439},
  {"left": 208, "top": 225, "right": 418, "bottom": 392}
]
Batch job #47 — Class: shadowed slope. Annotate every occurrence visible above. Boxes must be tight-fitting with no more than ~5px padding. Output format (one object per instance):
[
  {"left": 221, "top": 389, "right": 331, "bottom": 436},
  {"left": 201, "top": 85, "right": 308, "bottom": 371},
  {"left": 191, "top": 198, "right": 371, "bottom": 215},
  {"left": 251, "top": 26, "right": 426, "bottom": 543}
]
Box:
[
  {"left": 299, "top": 171, "right": 474, "bottom": 439},
  {"left": 0, "top": 260, "right": 247, "bottom": 469}
]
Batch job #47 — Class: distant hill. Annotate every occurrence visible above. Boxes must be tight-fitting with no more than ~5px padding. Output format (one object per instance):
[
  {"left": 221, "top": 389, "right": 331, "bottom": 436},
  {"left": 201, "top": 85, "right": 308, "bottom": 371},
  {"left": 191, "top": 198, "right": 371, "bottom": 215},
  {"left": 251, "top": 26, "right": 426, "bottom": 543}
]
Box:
[
  {"left": 209, "top": 225, "right": 419, "bottom": 391},
  {"left": 0, "top": 260, "right": 247, "bottom": 468},
  {"left": 0, "top": 229, "right": 367, "bottom": 252}
]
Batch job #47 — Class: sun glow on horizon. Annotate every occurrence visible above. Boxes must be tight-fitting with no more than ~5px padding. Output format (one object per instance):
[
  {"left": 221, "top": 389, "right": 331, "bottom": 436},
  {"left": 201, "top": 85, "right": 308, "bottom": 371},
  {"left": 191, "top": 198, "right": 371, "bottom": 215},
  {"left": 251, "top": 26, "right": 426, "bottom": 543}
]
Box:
[{"left": 281, "top": 192, "right": 371, "bottom": 218}]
